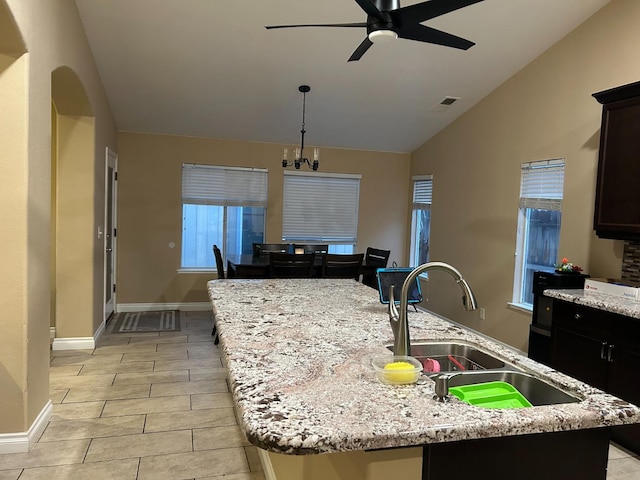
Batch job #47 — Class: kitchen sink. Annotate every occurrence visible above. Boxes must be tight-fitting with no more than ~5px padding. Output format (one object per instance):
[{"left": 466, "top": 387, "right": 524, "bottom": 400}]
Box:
[
  {"left": 385, "top": 342, "right": 580, "bottom": 406},
  {"left": 447, "top": 371, "right": 581, "bottom": 406},
  {"left": 387, "top": 342, "right": 510, "bottom": 372}
]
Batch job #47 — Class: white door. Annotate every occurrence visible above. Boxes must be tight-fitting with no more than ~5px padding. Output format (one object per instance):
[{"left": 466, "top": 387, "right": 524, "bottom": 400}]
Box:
[{"left": 104, "top": 147, "right": 118, "bottom": 321}]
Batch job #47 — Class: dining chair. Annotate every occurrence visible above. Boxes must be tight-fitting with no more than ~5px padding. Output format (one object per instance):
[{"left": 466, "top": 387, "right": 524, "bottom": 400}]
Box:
[
  {"left": 292, "top": 244, "right": 328, "bottom": 255},
  {"left": 362, "top": 247, "right": 391, "bottom": 288},
  {"left": 253, "top": 243, "right": 291, "bottom": 256},
  {"left": 321, "top": 253, "right": 364, "bottom": 280},
  {"left": 211, "top": 244, "right": 225, "bottom": 344},
  {"left": 269, "top": 252, "right": 315, "bottom": 278},
  {"left": 213, "top": 244, "right": 225, "bottom": 279}
]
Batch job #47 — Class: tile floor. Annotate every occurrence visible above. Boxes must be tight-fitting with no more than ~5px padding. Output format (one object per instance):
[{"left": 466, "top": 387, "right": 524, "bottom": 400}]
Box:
[
  {"left": 0, "top": 310, "right": 639, "bottom": 479},
  {"left": 0, "top": 311, "right": 264, "bottom": 480}
]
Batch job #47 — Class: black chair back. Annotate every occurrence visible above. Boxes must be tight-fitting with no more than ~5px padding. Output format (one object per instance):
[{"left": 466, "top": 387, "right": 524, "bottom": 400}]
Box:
[
  {"left": 322, "top": 253, "right": 364, "bottom": 280},
  {"left": 293, "top": 244, "right": 328, "bottom": 255},
  {"left": 269, "top": 252, "right": 315, "bottom": 278},
  {"left": 213, "top": 244, "right": 225, "bottom": 279},
  {"left": 362, "top": 247, "right": 391, "bottom": 288},
  {"left": 253, "top": 243, "right": 291, "bottom": 256},
  {"left": 365, "top": 247, "right": 391, "bottom": 267}
]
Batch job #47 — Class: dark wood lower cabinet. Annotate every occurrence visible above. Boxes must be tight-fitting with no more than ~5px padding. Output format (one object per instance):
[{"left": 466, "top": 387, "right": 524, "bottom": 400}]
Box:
[
  {"left": 607, "top": 343, "right": 640, "bottom": 452},
  {"left": 551, "top": 298, "right": 640, "bottom": 454},
  {"left": 422, "top": 429, "right": 610, "bottom": 480},
  {"left": 552, "top": 326, "right": 608, "bottom": 390}
]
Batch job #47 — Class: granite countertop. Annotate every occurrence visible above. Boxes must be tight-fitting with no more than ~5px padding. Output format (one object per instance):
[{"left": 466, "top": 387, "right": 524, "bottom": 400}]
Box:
[
  {"left": 544, "top": 288, "right": 640, "bottom": 319},
  {"left": 208, "top": 279, "right": 640, "bottom": 455}
]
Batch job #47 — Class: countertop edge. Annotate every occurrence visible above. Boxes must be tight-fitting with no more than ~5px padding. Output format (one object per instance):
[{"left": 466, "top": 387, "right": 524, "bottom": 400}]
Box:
[{"left": 544, "top": 288, "right": 640, "bottom": 319}]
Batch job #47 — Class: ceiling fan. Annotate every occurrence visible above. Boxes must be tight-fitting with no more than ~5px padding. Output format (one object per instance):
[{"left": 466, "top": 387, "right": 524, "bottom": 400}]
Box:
[{"left": 265, "top": 0, "right": 484, "bottom": 62}]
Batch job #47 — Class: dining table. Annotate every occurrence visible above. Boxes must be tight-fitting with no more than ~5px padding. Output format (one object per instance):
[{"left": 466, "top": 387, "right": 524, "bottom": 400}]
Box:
[{"left": 225, "top": 253, "right": 379, "bottom": 281}]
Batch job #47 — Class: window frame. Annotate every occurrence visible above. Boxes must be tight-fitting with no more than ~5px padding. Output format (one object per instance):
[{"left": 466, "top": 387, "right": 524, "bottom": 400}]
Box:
[
  {"left": 410, "top": 175, "right": 433, "bottom": 269},
  {"left": 511, "top": 159, "right": 565, "bottom": 308},
  {"left": 180, "top": 164, "right": 268, "bottom": 272},
  {"left": 282, "top": 171, "right": 361, "bottom": 252}
]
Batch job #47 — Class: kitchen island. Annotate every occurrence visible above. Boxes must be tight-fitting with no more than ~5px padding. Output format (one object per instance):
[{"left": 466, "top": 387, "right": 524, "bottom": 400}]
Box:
[{"left": 208, "top": 279, "right": 640, "bottom": 480}]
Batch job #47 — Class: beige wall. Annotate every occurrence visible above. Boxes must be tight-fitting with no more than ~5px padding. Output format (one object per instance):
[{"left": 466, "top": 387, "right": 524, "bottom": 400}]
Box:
[
  {"left": 55, "top": 114, "right": 96, "bottom": 337},
  {"left": 0, "top": 0, "right": 117, "bottom": 437},
  {"left": 410, "top": 0, "right": 640, "bottom": 350},
  {"left": 116, "top": 132, "right": 411, "bottom": 304},
  {"left": 0, "top": 50, "right": 30, "bottom": 433}
]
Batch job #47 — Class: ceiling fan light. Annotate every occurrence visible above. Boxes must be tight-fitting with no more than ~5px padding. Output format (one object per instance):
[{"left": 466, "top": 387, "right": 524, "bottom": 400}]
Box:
[{"left": 369, "top": 30, "right": 397, "bottom": 43}]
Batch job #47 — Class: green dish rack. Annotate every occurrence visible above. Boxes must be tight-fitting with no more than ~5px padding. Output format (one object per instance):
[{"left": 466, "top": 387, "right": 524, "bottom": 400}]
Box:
[{"left": 449, "top": 381, "right": 533, "bottom": 409}]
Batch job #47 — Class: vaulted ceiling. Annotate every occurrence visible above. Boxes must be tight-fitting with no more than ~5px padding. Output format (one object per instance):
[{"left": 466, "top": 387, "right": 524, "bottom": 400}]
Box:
[{"left": 74, "top": 0, "right": 610, "bottom": 153}]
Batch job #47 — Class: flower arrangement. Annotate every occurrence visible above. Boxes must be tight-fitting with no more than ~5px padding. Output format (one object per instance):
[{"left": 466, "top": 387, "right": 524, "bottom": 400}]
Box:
[{"left": 555, "top": 257, "right": 583, "bottom": 273}]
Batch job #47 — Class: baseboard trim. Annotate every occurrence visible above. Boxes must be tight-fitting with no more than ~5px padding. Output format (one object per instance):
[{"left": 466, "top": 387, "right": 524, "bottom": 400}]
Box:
[
  {"left": 117, "top": 302, "right": 211, "bottom": 312},
  {"left": 0, "top": 401, "right": 52, "bottom": 453},
  {"left": 94, "top": 319, "right": 106, "bottom": 344},
  {"left": 52, "top": 336, "right": 95, "bottom": 350},
  {"left": 51, "top": 320, "right": 105, "bottom": 351},
  {"left": 257, "top": 448, "right": 277, "bottom": 480}
]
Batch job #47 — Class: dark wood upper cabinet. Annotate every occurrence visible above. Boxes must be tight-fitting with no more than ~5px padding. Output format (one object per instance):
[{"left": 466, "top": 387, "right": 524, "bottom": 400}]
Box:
[{"left": 592, "top": 80, "right": 640, "bottom": 239}]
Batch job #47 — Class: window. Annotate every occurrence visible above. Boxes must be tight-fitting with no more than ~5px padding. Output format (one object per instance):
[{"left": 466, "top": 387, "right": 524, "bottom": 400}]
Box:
[
  {"left": 181, "top": 164, "right": 268, "bottom": 269},
  {"left": 410, "top": 175, "right": 432, "bottom": 267},
  {"left": 513, "top": 159, "right": 565, "bottom": 307},
  {"left": 282, "top": 171, "right": 361, "bottom": 253}
]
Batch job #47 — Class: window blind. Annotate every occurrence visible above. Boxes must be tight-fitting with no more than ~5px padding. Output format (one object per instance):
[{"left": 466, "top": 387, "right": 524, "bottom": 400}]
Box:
[
  {"left": 413, "top": 175, "right": 433, "bottom": 209},
  {"left": 519, "top": 159, "right": 565, "bottom": 211},
  {"left": 182, "top": 164, "right": 268, "bottom": 207},
  {"left": 282, "top": 171, "right": 361, "bottom": 243}
]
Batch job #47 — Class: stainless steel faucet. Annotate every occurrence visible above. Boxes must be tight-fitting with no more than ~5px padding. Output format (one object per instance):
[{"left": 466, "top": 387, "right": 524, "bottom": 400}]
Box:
[{"left": 388, "top": 261, "right": 478, "bottom": 357}]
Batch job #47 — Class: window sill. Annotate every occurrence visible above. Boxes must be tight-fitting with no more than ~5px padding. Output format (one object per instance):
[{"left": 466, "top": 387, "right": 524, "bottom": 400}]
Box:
[
  {"left": 177, "top": 268, "right": 218, "bottom": 274},
  {"left": 507, "top": 302, "right": 533, "bottom": 314}
]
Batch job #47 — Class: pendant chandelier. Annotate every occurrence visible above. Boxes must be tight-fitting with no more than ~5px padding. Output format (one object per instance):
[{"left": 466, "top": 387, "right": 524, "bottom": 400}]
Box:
[{"left": 282, "top": 85, "right": 319, "bottom": 171}]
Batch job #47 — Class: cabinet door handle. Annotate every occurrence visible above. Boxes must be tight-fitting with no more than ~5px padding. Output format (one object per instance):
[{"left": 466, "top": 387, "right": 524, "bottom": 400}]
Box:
[
  {"left": 574, "top": 313, "right": 582, "bottom": 320},
  {"left": 607, "top": 344, "right": 615, "bottom": 363},
  {"left": 600, "top": 342, "right": 608, "bottom": 360}
]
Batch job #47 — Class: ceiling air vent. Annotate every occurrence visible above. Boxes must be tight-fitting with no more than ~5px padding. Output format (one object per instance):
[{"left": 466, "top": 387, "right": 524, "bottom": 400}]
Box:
[{"left": 431, "top": 96, "right": 460, "bottom": 112}]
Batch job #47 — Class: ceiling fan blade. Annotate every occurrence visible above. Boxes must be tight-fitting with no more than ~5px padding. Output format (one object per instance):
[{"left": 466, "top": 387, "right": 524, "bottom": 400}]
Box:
[
  {"left": 354, "top": 0, "right": 383, "bottom": 18},
  {"left": 348, "top": 37, "right": 374, "bottom": 62},
  {"left": 391, "top": 0, "right": 484, "bottom": 24},
  {"left": 266, "top": 22, "right": 367, "bottom": 30},
  {"left": 398, "top": 23, "right": 474, "bottom": 50}
]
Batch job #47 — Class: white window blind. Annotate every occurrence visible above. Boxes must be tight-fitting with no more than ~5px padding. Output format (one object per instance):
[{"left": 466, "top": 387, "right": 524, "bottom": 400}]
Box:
[
  {"left": 519, "top": 159, "right": 565, "bottom": 211},
  {"left": 182, "top": 164, "right": 268, "bottom": 207},
  {"left": 282, "top": 171, "right": 361, "bottom": 243},
  {"left": 413, "top": 175, "right": 433, "bottom": 208}
]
